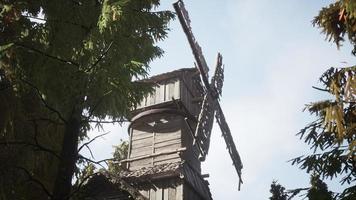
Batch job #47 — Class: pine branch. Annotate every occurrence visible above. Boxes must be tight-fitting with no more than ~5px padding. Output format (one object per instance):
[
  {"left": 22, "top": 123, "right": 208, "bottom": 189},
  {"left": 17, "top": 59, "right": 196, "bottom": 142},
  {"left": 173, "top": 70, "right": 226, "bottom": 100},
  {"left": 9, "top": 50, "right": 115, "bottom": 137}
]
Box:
[
  {"left": 22, "top": 15, "right": 91, "bottom": 31},
  {"left": 85, "top": 41, "right": 114, "bottom": 73},
  {"left": 14, "top": 43, "right": 80, "bottom": 67}
]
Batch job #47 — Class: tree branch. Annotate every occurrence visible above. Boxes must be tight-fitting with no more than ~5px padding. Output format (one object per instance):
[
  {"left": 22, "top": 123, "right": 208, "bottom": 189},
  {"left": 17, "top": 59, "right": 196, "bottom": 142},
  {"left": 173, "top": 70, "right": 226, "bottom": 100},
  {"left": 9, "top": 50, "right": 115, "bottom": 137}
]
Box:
[
  {"left": 78, "top": 155, "right": 114, "bottom": 169},
  {"left": 16, "top": 166, "right": 53, "bottom": 198},
  {"left": 85, "top": 41, "right": 114, "bottom": 73},
  {"left": 14, "top": 42, "right": 80, "bottom": 67},
  {"left": 20, "top": 78, "right": 67, "bottom": 123},
  {"left": 78, "top": 132, "right": 109, "bottom": 153},
  {"left": 87, "top": 119, "right": 129, "bottom": 124},
  {"left": 69, "top": 171, "right": 102, "bottom": 198},
  {"left": 312, "top": 86, "right": 329, "bottom": 92},
  {"left": 22, "top": 15, "right": 91, "bottom": 31}
]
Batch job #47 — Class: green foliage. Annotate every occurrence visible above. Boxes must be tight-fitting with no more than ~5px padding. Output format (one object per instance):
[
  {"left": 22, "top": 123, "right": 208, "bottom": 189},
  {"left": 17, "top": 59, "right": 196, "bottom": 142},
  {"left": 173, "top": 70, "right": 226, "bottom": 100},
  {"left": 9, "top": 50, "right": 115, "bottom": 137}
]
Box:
[
  {"left": 286, "top": 2, "right": 356, "bottom": 199},
  {"left": 307, "top": 175, "right": 334, "bottom": 200},
  {"left": 285, "top": 175, "right": 334, "bottom": 200},
  {"left": 1, "top": 0, "right": 173, "bottom": 198},
  {"left": 269, "top": 181, "right": 289, "bottom": 200},
  {"left": 313, "top": 0, "right": 356, "bottom": 55},
  {"left": 291, "top": 67, "right": 355, "bottom": 188},
  {"left": 290, "top": 66, "right": 356, "bottom": 200},
  {"left": 108, "top": 140, "right": 129, "bottom": 174}
]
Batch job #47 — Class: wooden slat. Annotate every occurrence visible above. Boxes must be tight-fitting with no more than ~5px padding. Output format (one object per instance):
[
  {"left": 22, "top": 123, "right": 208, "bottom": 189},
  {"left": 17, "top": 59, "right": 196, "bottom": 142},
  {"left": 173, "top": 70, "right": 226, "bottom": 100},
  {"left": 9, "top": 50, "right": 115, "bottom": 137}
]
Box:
[
  {"left": 132, "top": 134, "right": 153, "bottom": 141},
  {"left": 155, "top": 140, "right": 181, "bottom": 149},
  {"left": 156, "top": 188, "right": 162, "bottom": 200},
  {"left": 155, "top": 144, "right": 181, "bottom": 154},
  {"left": 132, "top": 138, "right": 153, "bottom": 148},
  {"left": 154, "top": 132, "right": 181, "bottom": 143},
  {"left": 130, "top": 146, "right": 153, "bottom": 157},
  {"left": 163, "top": 188, "right": 168, "bottom": 200},
  {"left": 168, "top": 187, "right": 175, "bottom": 200},
  {"left": 174, "top": 80, "right": 180, "bottom": 99},
  {"left": 150, "top": 188, "right": 156, "bottom": 200},
  {"left": 130, "top": 158, "right": 152, "bottom": 169}
]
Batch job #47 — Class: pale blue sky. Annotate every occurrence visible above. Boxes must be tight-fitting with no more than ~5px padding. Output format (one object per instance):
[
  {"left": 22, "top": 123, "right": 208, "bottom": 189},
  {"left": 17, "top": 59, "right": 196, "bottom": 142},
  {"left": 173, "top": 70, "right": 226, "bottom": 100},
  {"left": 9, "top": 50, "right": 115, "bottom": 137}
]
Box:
[{"left": 83, "top": 1, "right": 355, "bottom": 199}]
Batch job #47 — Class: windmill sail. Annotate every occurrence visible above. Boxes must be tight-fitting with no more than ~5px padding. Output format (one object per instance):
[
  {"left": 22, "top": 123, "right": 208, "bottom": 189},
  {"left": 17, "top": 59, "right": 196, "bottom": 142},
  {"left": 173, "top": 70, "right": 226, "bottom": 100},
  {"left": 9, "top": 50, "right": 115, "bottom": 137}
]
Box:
[
  {"left": 174, "top": 0, "right": 243, "bottom": 189},
  {"left": 173, "top": 0, "right": 210, "bottom": 85},
  {"left": 194, "top": 93, "right": 215, "bottom": 160},
  {"left": 215, "top": 104, "right": 243, "bottom": 189}
]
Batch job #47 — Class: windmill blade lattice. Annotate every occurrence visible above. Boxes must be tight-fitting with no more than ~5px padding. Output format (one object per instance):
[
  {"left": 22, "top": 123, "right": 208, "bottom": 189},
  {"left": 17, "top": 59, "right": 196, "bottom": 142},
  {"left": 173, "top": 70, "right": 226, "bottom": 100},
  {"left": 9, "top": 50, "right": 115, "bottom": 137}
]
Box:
[{"left": 174, "top": 0, "right": 243, "bottom": 189}]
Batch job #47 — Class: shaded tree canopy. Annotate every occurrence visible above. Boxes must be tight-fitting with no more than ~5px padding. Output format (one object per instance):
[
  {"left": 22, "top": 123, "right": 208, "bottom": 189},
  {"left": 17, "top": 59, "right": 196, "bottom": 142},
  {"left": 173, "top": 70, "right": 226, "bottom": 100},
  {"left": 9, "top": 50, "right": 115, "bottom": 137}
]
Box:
[
  {"left": 269, "top": 181, "right": 288, "bottom": 200},
  {"left": 0, "top": 0, "right": 174, "bottom": 199}
]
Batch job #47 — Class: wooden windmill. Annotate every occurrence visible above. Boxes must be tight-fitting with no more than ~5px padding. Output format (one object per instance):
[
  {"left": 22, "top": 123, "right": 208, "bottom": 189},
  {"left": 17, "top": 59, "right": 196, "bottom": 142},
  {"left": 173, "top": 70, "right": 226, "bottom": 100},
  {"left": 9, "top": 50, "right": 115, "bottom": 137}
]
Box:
[
  {"left": 119, "top": 1, "right": 243, "bottom": 199},
  {"left": 173, "top": 0, "right": 243, "bottom": 188}
]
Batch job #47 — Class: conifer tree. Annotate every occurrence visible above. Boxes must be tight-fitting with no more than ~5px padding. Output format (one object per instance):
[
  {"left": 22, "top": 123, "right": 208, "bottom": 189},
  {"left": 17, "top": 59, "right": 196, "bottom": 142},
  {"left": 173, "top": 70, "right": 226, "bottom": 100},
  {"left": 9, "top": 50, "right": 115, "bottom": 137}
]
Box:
[{"left": 0, "top": 1, "right": 174, "bottom": 199}]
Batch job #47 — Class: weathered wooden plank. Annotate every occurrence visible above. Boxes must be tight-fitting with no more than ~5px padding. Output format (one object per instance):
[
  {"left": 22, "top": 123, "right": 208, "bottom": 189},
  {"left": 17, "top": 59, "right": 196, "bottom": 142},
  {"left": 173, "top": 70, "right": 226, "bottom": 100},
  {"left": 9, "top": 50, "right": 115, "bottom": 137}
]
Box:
[
  {"left": 132, "top": 139, "right": 153, "bottom": 149},
  {"left": 130, "top": 158, "right": 152, "bottom": 169},
  {"left": 175, "top": 184, "right": 183, "bottom": 200},
  {"left": 153, "top": 154, "right": 181, "bottom": 165},
  {"left": 154, "top": 132, "right": 181, "bottom": 143},
  {"left": 140, "top": 190, "right": 149, "bottom": 198},
  {"left": 168, "top": 187, "right": 175, "bottom": 200},
  {"left": 150, "top": 188, "right": 156, "bottom": 200},
  {"left": 132, "top": 133, "right": 153, "bottom": 141},
  {"left": 155, "top": 85, "right": 161, "bottom": 105},
  {"left": 154, "top": 138, "right": 181, "bottom": 147},
  {"left": 130, "top": 146, "right": 153, "bottom": 157},
  {"left": 156, "top": 188, "right": 162, "bottom": 200},
  {"left": 174, "top": 80, "right": 180, "bottom": 99},
  {"left": 155, "top": 143, "right": 181, "bottom": 153},
  {"left": 163, "top": 188, "right": 168, "bottom": 200}
]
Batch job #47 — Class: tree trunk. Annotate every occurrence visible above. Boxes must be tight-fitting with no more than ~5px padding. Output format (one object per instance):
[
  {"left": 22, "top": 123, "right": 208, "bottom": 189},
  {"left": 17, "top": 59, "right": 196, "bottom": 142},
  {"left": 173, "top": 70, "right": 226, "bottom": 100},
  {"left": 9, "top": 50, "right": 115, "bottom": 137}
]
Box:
[{"left": 52, "top": 115, "right": 81, "bottom": 200}]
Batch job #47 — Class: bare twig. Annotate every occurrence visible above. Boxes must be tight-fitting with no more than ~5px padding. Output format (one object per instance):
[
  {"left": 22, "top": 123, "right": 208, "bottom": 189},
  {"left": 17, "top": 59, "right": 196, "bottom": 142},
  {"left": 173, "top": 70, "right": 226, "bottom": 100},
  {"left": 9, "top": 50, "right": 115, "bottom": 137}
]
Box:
[
  {"left": 78, "top": 132, "right": 109, "bottom": 153},
  {"left": 78, "top": 155, "right": 114, "bottom": 169},
  {"left": 16, "top": 166, "right": 53, "bottom": 198},
  {"left": 312, "top": 86, "right": 329, "bottom": 92},
  {"left": 87, "top": 119, "right": 129, "bottom": 124},
  {"left": 14, "top": 43, "right": 80, "bottom": 67},
  {"left": 20, "top": 78, "right": 67, "bottom": 123},
  {"left": 84, "top": 145, "right": 95, "bottom": 159},
  {"left": 86, "top": 41, "right": 114, "bottom": 73},
  {"left": 84, "top": 90, "right": 114, "bottom": 120}
]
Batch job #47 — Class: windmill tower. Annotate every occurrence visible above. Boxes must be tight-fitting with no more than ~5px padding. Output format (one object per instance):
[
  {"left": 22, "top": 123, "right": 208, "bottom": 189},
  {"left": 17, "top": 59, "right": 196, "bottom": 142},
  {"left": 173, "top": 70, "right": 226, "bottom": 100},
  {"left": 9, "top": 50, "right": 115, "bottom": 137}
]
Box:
[{"left": 120, "top": 1, "right": 243, "bottom": 199}]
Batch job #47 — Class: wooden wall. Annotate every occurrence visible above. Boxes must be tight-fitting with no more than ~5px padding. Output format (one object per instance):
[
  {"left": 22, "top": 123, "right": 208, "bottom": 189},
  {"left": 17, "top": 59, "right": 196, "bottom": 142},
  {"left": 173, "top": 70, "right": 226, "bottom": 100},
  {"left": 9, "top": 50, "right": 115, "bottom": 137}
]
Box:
[
  {"left": 128, "top": 115, "right": 184, "bottom": 170},
  {"left": 137, "top": 78, "right": 180, "bottom": 109},
  {"left": 140, "top": 185, "right": 183, "bottom": 200},
  {"left": 135, "top": 71, "right": 202, "bottom": 119}
]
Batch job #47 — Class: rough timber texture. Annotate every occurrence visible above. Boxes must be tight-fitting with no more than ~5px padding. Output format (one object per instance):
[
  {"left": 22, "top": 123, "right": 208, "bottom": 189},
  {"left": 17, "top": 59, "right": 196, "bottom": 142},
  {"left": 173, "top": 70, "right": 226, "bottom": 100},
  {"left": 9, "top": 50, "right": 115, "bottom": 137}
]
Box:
[
  {"left": 132, "top": 68, "right": 202, "bottom": 118},
  {"left": 123, "top": 68, "right": 212, "bottom": 200},
  {"left": 121, "top": 162, "right": 212, "bottom": 200},
  {"left": 127, "top": 114, "right": 184, "bottom": 170}
]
